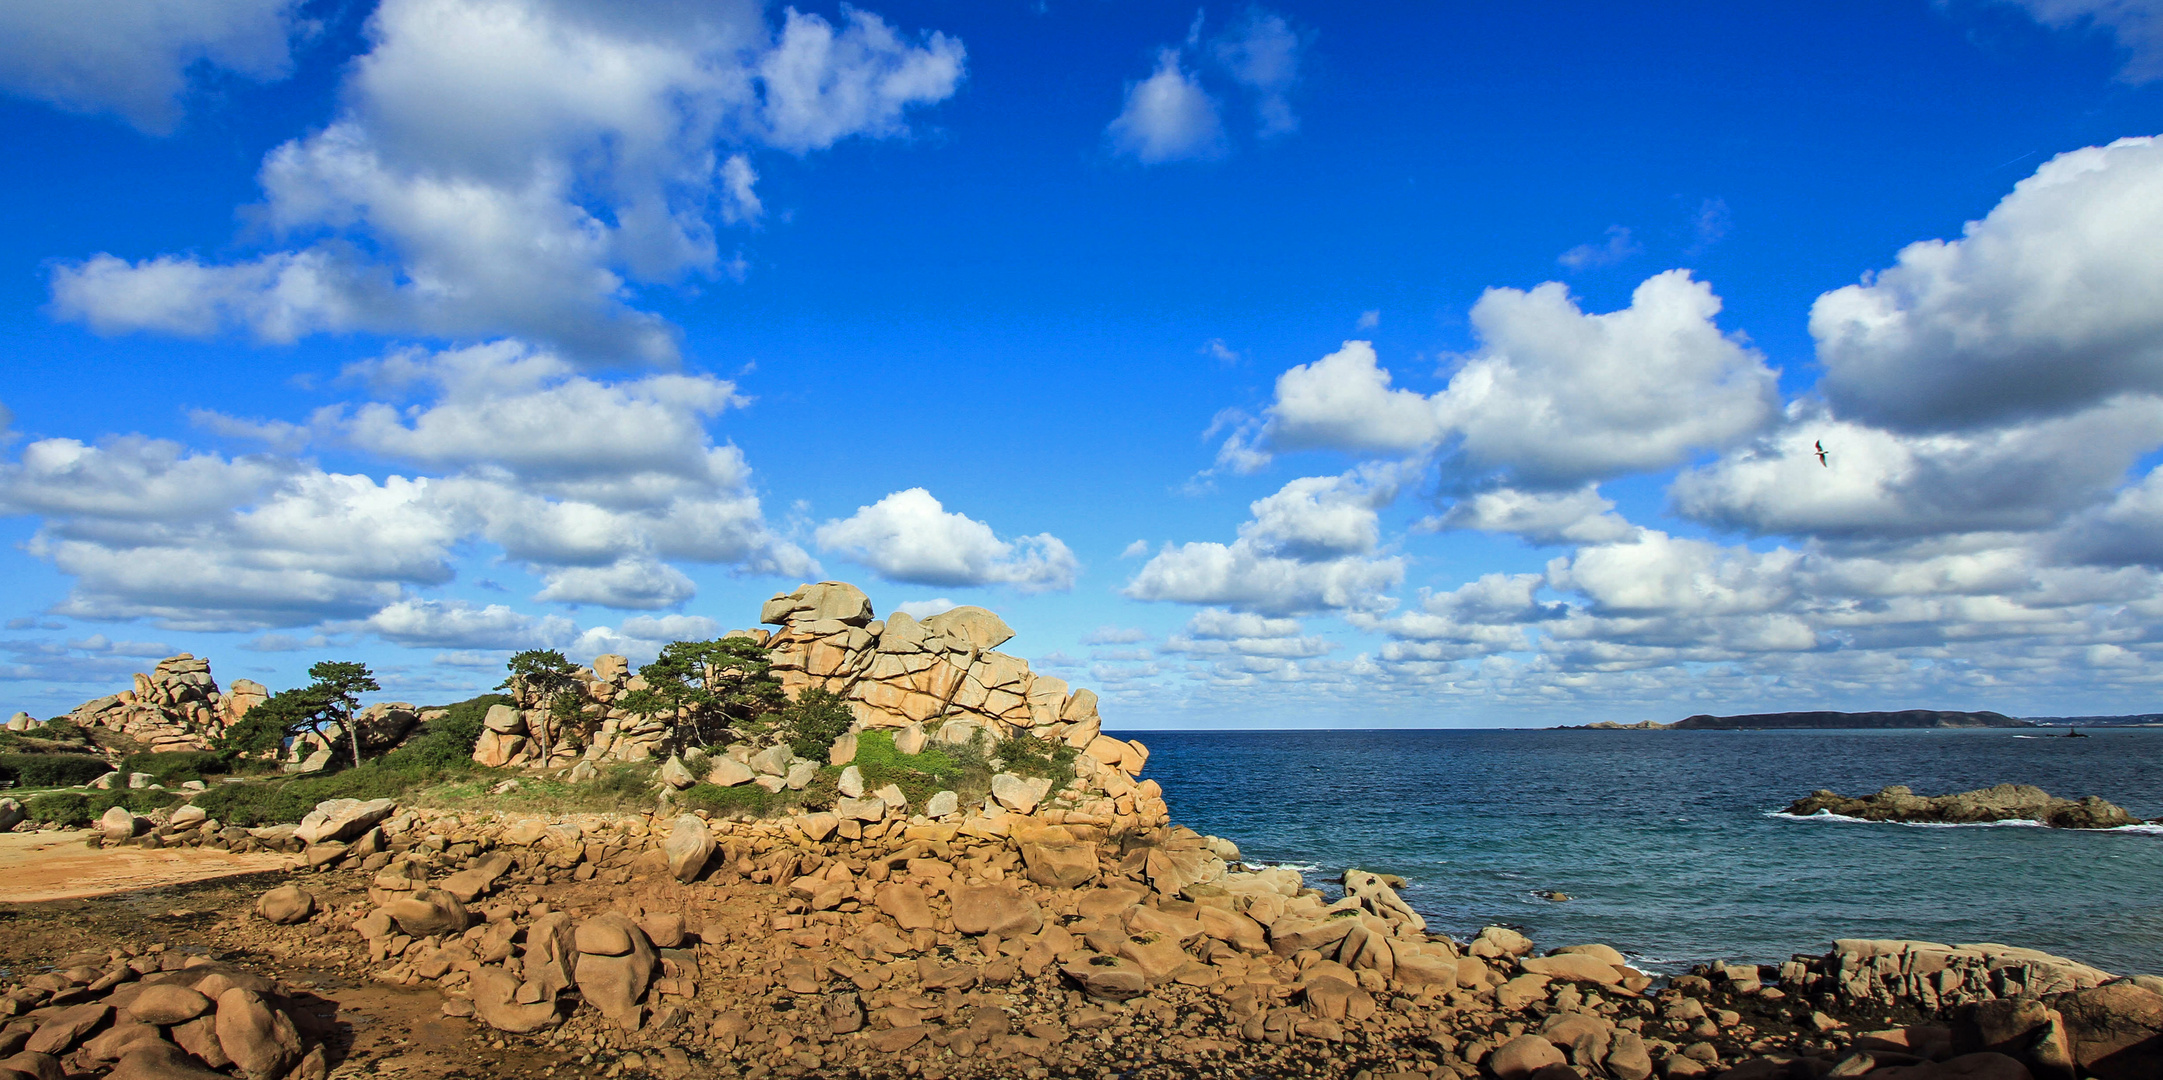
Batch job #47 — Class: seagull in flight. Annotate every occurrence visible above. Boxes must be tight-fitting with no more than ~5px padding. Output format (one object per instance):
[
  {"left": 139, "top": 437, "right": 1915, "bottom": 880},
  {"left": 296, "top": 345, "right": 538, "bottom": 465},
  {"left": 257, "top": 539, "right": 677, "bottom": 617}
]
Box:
[{"left": 1814, "top": 440, "right": 1829, "bottom": 467}]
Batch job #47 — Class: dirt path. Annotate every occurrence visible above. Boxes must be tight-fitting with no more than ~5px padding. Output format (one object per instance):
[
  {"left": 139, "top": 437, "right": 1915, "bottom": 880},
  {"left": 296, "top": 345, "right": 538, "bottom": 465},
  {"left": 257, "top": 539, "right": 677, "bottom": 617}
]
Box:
[{"left": 0, "top": 829, "right": 290, "bottom": 902}]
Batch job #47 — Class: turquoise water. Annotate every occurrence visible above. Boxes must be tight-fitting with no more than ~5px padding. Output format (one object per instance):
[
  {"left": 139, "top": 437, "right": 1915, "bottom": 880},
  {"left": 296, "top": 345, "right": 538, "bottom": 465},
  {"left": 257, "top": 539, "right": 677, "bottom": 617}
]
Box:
[{"left": 1124, "top": 728, "right": 2163, "bottom": 976}]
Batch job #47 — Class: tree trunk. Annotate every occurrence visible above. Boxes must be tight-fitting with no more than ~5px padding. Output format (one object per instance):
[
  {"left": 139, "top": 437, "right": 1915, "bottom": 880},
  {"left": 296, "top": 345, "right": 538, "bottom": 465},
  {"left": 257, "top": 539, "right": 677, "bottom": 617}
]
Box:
[{"left": 348, "top": 714, "right": 363, "bottom": 769}]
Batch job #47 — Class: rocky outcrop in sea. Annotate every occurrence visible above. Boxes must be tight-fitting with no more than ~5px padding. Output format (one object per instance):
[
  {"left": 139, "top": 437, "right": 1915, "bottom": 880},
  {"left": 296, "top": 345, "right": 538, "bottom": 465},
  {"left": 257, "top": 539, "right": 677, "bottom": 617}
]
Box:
[{"left": 1784, "top": 784, "right": 2145, "bottom": 829}]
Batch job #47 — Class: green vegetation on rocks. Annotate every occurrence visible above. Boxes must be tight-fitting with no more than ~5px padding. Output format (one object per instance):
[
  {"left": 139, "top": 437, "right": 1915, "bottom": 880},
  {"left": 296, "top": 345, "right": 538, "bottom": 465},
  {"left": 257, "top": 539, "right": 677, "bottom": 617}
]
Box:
[
  {"left": 192, "top": 693, "right": 504, "bottom": 826},
  {"left": 0, "top": 753, "right": 113, "bottom": 789},
  {"left": 24, "top": 788, "right": 181, "bottom": 827},
  {"left": 118, "top": 750, "right": 228, "bottom": 786}
]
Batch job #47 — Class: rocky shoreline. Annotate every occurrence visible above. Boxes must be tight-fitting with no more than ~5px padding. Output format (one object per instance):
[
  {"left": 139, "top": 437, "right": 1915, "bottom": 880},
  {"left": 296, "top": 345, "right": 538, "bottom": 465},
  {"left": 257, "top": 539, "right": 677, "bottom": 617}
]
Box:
[
  {"left": 2, "top": 794, "right": 2157, "bottom": 1080},
  {"left": 0, "top": 584, "right": 2158, "bottom": 1079},
  {"left": 1782, "top": 784, "right": 2150, "bottom": 830}
]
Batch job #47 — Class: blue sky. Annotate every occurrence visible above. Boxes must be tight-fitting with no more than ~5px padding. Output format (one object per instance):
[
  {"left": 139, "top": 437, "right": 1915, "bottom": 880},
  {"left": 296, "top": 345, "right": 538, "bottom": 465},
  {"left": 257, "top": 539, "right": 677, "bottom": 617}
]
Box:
[{"left": 3, "top": 0, "right": 2163, "bottom": 727}]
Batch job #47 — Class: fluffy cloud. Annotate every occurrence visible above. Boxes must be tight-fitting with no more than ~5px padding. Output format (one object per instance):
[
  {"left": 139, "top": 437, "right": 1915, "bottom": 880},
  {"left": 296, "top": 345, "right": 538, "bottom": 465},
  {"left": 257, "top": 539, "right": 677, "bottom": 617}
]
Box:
[
  {"left": 336, "top": 341, "right": 746, "bottom": 481},
  {"left": 0, "top": 0, "right": 303, "bottom": 133},
  {"left": 1255, "top": 341, "right": 1442, "bottom": 457},
  {"left": 1107, "top": 49, "right": 1224, "bottom": 164},
  {"left": 2053, "top": 465, "right": 2163, "bottom": 566},
  {"left": 1163, "top": 609, "right": 1334, "bottom": 660},
  {"left": 0, "top": 342, "right": 812, "bottom": 628},
  {"left": 757, "top": 6, "right": 966, "bottom": 153},
  {"left": 1123, "top": 540, "right": 1402, "bottom": 615},
  {"left": 2006, "top": 0, "right": 2163, "bottom": 82},
  {"left": 816, "top": 489, "right": 1079, "bottom": 593},
  {"left": 0, "top": 439, "right": 455, "bottom": 630},
  {"left": 1241, "top": 468, "right": 1400, "bottom": 558},
  {"left": 1211, "top": 10, "right": 1301, "bottom": 136},
  {"left": 568, "top": 613, "right": 722, "bottom": 664},
  {"left": 1813, "top": 136, "right": 2163, "bottom": 431},
  {"left": 530, "top": 559, "right": 696, "bottom": 610},
  {"left": 50, "top": 0, "right": 964, "bottom": 362},
  {"left": 1430, "top": 486, "right": 1637, "bottom": 545},
  {"left": 1234, "top": 273, "right": 1780, "bottom": 485},
  {"left": 362, "top": 598, "right": 573, "bottom": 649},
  {"left": 1673, "top": 398, "right": 2163, "bottom": 540},
  {"left": 1127, "top": 469, "right": 1404, "bottom": 616},
  {"left": 1431, "top": 271, "right": 1780, "bottom": 486}
]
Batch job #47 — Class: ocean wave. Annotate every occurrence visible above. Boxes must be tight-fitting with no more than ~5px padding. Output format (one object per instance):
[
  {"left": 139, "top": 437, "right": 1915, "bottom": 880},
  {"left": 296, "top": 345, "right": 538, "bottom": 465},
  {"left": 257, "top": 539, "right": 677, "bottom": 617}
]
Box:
[
  {"left": 1246, "top": 861, "right": 1322, "bottom": 873},
  {"left": 1769, "top": 810, "right": 2162, "bottom": 833}
]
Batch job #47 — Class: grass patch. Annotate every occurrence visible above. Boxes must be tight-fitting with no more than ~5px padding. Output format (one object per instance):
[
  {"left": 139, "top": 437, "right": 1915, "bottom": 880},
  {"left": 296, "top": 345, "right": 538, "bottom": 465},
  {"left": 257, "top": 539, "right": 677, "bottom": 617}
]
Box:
[
  {"left": 0, "top": 753, "right": 113, "bottom": 789},
  {"left": 423, "top": 761, "right": 661, "bottom": 816},
  {"left": 675, "top": 768, "right": 841, "bottom": 819},
  {"left": 0, "top": 720, "right": 103, "bottom": 757},
  {"left": 24, "top": 789, "right": 182, "bottom": 827},
  {"left": 119, "top": 751, "right": 227, "bottom": 786},
  {"left": 186, "top": 692, "right": 509, "bottom": 826},
  {"left": 849, "top": 728, "right": 991, "bottom": 809},
  {"left": 992, "top": 733, "right": 1078, "bottom": 788}
]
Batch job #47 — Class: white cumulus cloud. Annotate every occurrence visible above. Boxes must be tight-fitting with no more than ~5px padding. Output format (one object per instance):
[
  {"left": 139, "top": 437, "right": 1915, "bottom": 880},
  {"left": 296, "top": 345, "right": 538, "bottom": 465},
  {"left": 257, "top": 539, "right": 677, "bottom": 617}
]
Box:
[
  {"left": 816, "top": 488, "right": 1079, "bottom": 593},
  {"left": 1812, "top": 136, "right": 2163, "bottom": 431},
  {"left": 1233, "top": 273, "right": 1780, "bottom": 485}
]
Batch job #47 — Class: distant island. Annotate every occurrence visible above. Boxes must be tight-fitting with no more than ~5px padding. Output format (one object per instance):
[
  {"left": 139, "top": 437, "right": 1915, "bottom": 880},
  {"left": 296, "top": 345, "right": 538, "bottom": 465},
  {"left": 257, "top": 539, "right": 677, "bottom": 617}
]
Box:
[{"left": 1563, "top": 709, "right": 2034, "bottom": 730}]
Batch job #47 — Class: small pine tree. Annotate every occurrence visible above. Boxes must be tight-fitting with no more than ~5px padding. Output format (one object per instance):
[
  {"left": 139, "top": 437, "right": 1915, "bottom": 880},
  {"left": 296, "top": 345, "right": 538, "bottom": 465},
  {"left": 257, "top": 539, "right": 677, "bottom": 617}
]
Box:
[
  {"left": 502, "top": 650, "right": 584, "bottom": 753},
  {"left": 617, "top": 637, "right": 783, "bottom": 753}
]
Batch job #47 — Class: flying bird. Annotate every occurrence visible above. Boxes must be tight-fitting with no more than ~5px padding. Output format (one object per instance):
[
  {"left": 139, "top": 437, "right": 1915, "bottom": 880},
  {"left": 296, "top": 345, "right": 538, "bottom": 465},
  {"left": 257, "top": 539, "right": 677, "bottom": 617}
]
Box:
[{"left": 1814, "top": 440, "right": 1828, "bottom": 467}]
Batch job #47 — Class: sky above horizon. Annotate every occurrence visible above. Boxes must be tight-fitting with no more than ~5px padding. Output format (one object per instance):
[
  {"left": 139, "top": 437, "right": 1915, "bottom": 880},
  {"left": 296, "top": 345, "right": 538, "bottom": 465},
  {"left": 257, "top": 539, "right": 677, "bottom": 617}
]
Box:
[{"left": 4, "top": 0, "right": 2163, "bottom": 728}]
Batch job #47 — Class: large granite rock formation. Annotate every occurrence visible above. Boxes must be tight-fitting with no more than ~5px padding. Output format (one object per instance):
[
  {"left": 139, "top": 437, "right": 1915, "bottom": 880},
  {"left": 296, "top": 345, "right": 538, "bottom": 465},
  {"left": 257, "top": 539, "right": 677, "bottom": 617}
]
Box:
[
  {"left": 63, "top": 654, "right": 268, "bottom": 752},
  {"left": 475, "top": 581, "right": 1128, "bottom": 777}
]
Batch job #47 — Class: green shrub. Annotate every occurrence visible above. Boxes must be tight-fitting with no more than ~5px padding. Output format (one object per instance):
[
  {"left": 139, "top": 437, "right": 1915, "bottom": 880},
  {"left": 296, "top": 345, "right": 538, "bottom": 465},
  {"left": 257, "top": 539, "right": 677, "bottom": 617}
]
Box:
[
  {"left": 993, "top": 733, "right": 1078, "bottom": 787},
  {"left": 24, "top": 789, "right": 181, "bottom": 827},
  {"left": 390, "top": 694, "right": 504, "bottom": 770},
  {"left": 771, "top": 687, "right": 855, "bottom": 761},
  {"left": 186, "top": 693, "right": 510, "bottom": 826},
  {"left": 0, "top": 753, "right": 113, "bottom": 789},
  {"left": 119, "top": 751, "right": 227, "bottom": 786}
]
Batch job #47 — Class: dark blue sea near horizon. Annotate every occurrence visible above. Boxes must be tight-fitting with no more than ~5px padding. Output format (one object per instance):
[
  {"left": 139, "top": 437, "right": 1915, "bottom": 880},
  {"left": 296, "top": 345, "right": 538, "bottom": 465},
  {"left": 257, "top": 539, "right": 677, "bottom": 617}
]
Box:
[{"left": 1118, "top": 728, "right": 2163, "bottom": 977}]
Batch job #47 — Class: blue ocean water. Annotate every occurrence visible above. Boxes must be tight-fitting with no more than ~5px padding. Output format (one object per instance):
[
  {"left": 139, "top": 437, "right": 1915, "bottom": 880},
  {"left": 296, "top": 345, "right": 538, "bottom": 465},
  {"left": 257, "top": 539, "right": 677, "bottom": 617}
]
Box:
[{"left": 1123, "top": 728, "right": 2163, "bottom": 976}]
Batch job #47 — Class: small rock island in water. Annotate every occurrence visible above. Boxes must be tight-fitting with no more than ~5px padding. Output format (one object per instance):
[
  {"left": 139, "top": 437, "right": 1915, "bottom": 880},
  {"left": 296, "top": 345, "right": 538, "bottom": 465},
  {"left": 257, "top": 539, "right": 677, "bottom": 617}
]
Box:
[{"left": 1785, "top": 783, "right": 2147, "bottom": 829}]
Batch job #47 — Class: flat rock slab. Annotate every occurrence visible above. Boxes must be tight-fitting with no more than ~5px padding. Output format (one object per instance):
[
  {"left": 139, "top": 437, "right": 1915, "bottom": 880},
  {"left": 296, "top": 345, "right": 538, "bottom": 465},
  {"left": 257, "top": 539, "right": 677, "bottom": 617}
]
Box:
[{"left": 0, "top": 832, "right": 288, "bottom": 903}]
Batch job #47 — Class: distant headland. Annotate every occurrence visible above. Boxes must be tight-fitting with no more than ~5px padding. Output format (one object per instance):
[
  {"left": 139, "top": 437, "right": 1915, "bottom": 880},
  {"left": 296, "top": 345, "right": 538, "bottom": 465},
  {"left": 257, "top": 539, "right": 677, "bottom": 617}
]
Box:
[{"left": 1563, "top": 709, "right": 2035, "bottom": 731}]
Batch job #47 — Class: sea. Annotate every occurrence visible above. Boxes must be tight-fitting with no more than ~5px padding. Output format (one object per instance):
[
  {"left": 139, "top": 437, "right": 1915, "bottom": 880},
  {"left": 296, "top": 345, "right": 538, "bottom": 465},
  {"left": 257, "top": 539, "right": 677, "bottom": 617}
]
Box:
[{"left": 1122, "top": 727, "right": 2163, "bottom": 977}]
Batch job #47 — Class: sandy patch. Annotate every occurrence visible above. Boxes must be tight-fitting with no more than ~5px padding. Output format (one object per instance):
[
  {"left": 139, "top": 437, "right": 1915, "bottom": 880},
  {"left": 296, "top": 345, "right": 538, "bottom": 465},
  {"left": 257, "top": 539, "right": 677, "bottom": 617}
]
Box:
[{"left": 0, "top": 830, "right": 289, "bottom": 902}]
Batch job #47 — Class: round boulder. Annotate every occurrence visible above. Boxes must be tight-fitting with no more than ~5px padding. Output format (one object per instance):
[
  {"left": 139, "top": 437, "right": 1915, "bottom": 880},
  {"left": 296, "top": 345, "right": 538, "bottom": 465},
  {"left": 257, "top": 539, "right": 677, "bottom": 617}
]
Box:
[
  {"left": 1490, "top": 1034, "right": 1568, "bottom": 1080},
  {"left": 255, "top": 885, "right": 316, "bottom": 925}
]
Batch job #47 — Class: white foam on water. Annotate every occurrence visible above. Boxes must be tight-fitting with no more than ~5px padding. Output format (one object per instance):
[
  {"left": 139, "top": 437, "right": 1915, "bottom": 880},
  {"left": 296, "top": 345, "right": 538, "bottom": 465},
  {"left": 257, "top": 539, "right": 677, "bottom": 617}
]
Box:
[
  {"left": 1249, "top": 861, "right": 1321, "bottom": 873},
  {"left": 1769, "top": 810, "right": 2159, "bottom": 833}
]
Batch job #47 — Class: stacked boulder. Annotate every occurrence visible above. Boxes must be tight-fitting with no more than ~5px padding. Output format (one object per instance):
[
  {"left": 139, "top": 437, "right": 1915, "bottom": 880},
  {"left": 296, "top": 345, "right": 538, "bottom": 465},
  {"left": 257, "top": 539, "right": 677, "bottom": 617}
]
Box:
[
  {"left": 63, "top": 655, "right": 267, "bottom": 752},
  {"left": 475, "top": 654, "right": 657, "bottom": 769},
  {"left": 760, "top": 583, "right": 1105, "bottom": 743}
]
